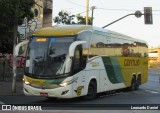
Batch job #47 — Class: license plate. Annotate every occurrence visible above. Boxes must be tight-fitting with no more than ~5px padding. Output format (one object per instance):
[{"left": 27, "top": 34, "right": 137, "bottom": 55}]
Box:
[{"left": 40, "top": 92, "right": 48, "bottom": 96}]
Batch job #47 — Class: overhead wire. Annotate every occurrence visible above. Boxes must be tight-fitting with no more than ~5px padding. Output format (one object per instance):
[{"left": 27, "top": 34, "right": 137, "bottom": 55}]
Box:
[
  {"left": 97, "top": 8, "right": 160, "bottom": 12},
  {"left": 65, "top": 0, "right": 160, "bottom": 16},
  {"left": 65, "top": 0, "right": 86, "bottom": 8},
  {"left": 77, "top": 9, "right": 92, "bottom": 15},
  {"left": 97, "top": 8, "right": 139, "bottom": 12}
]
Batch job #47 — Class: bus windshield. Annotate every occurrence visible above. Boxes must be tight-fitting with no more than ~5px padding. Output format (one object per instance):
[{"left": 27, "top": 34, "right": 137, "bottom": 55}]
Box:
[{"left": 25, "top": 36, "right": 75, "bottom": 78}]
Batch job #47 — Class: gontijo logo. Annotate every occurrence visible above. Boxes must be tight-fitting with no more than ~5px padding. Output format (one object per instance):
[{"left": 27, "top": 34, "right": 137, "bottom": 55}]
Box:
[{"left": 124, "top": 59, "right": 140, "bottom": 66}]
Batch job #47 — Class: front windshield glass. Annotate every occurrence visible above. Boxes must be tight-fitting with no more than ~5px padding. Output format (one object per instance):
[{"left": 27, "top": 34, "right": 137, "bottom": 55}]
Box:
[{"left": 25, "top": 36, "right": 75, "bottom": 78}]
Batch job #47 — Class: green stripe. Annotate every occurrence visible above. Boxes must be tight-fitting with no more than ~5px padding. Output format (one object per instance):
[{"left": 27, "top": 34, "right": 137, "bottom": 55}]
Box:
[
  {"left": 102, "top": 57, "right": 124, "bottom": 84},
  {"left": 110, "top": 57, "right": 124, "bottom": 83},
  {"left": 44, "top": 78, "right": 66, "bottom": 85}
]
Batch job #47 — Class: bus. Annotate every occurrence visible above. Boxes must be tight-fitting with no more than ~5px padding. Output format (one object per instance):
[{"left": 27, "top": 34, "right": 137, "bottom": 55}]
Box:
[{"left": 23, "top": 25, "right": 148, "bottom": 99}]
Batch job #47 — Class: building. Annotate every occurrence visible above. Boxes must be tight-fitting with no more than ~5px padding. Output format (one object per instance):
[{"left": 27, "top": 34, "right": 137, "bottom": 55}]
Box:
[
  {"left": 34, "top": 0, "right": 52, "bottom": 28},
  {"left": 18, "top": 0, "right": 53, "bottom": 41},
  {"left": 149, "top": 47, "right": 160, "bottom": 67},
  {"left": 43, "top": 0, "right": 52, "bottom": 27}
]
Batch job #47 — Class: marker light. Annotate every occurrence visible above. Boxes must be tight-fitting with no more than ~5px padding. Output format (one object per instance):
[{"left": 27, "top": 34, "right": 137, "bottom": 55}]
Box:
[{"left": 36, "top": 38, "right": 47, "bottom": 42}]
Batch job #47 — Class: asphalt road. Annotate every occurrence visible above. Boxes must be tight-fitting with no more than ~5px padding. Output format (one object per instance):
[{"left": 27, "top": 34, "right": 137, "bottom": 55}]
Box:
[
  {"left": 0, "top": 68, "right": 160, "bottom": 112},
  {"left": 141, "top": 68, "right": 160, "bottom": 92}
]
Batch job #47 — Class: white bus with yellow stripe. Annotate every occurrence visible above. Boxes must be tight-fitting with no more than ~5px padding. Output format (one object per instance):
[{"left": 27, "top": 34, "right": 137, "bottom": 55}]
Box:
[{"left": 23, "top": 25, "right": 148, "bottom": 99}]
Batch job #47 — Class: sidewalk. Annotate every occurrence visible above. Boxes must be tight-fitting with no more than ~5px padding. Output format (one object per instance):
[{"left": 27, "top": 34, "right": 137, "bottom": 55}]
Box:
[{"left": 0, "top": 79, "right": 24, "bottom": 96}]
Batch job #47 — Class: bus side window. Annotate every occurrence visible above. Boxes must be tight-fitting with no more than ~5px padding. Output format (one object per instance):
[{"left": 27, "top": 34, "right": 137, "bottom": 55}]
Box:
[
  {"left": 73, "top": 46, "right": 80, "bottom": 74},
  {"left": 73, "top": 45, "right": 86, "bottom": 74}
]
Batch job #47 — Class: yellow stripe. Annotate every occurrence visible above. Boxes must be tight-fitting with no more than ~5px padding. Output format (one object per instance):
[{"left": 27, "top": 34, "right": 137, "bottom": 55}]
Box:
[
  {"left": 118, "top": 57, "right": 148, "bottom": 87},
  {"left": 33, "top": 25, "right": 93, "bottom": 36},
  {"left": 23, "top": 76, "right": 45, "bottom": 85}
]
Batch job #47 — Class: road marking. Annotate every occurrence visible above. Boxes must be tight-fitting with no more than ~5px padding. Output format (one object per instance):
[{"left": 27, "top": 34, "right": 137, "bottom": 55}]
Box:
[
  {"left": 144, "top": 90, "right": 160, "bottom": 94},
  {"left": 0, "top": 101, "right": 5, "bottom": 104}
]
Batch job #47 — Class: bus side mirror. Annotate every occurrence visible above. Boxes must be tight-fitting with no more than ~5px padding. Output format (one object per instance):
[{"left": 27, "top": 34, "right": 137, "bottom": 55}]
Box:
[
  {"left": 69, "top": 41, "right": 86, "bottom": 58},
  {"left": 14, "top": 40, "right": 29, "bottom": 56}
]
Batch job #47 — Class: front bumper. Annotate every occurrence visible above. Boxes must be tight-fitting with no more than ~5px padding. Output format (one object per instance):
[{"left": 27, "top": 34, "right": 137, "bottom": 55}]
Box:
[{"left": 23, "top": 83, "right": 73, "bottom": 98}]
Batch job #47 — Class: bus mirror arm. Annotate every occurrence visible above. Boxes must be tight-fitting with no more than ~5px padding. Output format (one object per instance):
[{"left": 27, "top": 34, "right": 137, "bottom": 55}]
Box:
[
  {"left": 14, "top": 40, "right": 29, "bottom": 56},
  {"left": 69, "top": 41, "right": 86, "bottom": 57}
]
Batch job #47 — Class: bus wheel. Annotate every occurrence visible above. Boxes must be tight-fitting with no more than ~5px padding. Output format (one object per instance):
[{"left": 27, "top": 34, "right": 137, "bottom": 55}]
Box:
[
  {"left": 136, "top": 75, "right": 141, "bottom": 90},
  {"left": 85, "top": 81, "right": 97, "bottom": 99},
  {"left": 137, "top": 75, "right": 141, "bottom": 85},
  {"left": 130, "top": 77, "right": 136, "bottom": 91}
]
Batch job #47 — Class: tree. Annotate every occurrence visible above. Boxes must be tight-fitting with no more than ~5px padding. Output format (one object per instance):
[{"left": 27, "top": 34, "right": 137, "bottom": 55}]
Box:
[
  {"left": 54, "top": 10, "right": 92, "bottom": 25},
  {"left": 76, "top": 14, "right": 92, "bottom": 25},
  {"left": 54, "top": 10, "right": 75, "bottom": 25},
  {"left": 0, "top": 0, "right": 35, "bottom": 54}
]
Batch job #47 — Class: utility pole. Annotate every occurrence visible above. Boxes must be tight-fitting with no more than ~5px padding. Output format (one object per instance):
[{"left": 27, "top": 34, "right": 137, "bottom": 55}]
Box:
[
  {"left": 52, "top": 0, "right": 54, "bottom": 26},
  {"left": 12, "top": 0, "right": 18, "bottom": 93},
  {"left": 91, "top": 6, "right": 96, "bottom": 25},
  {"left": 86, "top": 0, "right": 89, "bottom": 25}
]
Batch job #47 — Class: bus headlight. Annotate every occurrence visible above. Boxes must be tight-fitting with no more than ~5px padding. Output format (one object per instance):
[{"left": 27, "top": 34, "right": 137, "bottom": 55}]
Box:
[
  {"left": 24, "top": 81, "right": 30, "bottom": 85},
  {"left": 59, "top": 82, "right": 68, "bottom": 87},
  {"left": 59, "top": 77, "right": 78, "bottom": 87},
  {"left": 23, "top": 78, "right": 30, "bottom": 85}
]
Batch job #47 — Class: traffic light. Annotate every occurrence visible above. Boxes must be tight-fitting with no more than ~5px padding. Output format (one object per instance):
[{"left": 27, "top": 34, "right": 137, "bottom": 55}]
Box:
[{"left": 144, "top": 7, "right": 153, "bottom": 24}]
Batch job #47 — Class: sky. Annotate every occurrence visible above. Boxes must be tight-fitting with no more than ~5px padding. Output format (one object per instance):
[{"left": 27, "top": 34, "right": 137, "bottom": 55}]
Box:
[{"left": 52, "top": 0, "right": 160, "bottom": 48}]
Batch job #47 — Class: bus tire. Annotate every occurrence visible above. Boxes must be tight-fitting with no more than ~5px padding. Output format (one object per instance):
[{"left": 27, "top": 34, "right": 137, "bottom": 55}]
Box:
[
  {"left": 135, "top": 75, "right": 141, "bottom": 90},
  {"left": 137, "top": 75, "right": 141, "bottom": 85},
  {"left": 130, "top": 77, "right": 136, "bottom": 91},
  {"left": 85, "top": 80, "right": 97, "bottom": 99}
]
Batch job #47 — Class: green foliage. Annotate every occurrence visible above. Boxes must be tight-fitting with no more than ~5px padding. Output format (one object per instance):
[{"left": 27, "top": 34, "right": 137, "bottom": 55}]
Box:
[
  {"left": 18, "top": 0, "right": 34, "bottom": 25},
  {"left": 54, "top": 10, "right": 75, "bottom": 24},
  {"left": 0, "top": 0, "right": 34, "bottom": 54},
  {"left": 76, "top": 14, "right": 92, "bottom": 25},
  {"left": 54, "top": 10, "right": 92, "bottom": 25}
]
